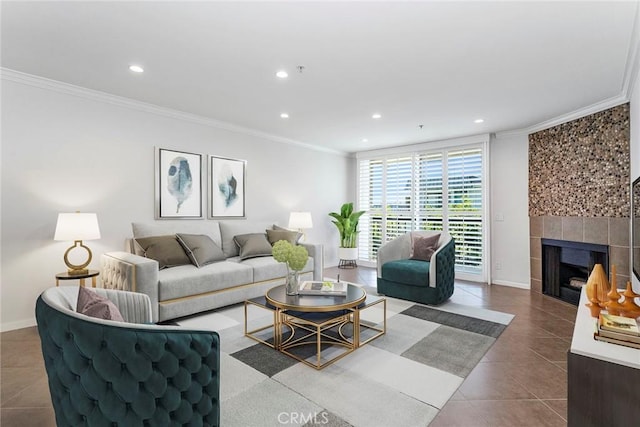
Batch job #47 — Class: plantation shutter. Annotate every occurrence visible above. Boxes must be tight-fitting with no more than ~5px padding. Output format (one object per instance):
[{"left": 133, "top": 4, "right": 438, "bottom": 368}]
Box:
[
  {"left": 357, "top": 143, "right": 485, "bottom": 278},
  {"left": 358, "top": 159, "right": 383, "bottom": 261},
  {"left": 385, "top": 157, "right": 413, "bottom": 240},
  {"left": 447, "top": 148, "right": 483, "bottom": 274},
  {"left": 415, "top": 152, "right": 444, "bottom": 232}
]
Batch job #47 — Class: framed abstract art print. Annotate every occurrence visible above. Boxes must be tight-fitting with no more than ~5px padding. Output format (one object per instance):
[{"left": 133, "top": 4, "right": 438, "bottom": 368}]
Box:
[
  {"left": 155, "top": 147, "right": 204, "bottom": 219},
  {"left": 209, "top": 155, "right": 246, "bottom": 218}
]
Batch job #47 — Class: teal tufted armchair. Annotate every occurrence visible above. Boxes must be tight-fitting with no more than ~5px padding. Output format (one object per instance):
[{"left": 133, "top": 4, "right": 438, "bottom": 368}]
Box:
[
  {"left": 36, "top": 287, "right": 220, "bottom": 426},
  {"left": 377, "top": 231, "right": 455, "bottom": 305}
]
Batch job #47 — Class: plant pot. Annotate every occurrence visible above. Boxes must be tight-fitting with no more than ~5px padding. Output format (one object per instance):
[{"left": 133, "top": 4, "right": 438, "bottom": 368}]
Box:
[{"left": 338, "top": 247, "right": 358, "bottom": 261}]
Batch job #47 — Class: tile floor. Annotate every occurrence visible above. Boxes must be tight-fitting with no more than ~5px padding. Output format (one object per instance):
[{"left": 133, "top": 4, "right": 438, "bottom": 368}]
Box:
[{"left": 1, "top": 266, "right": 577, "bottom": 426}]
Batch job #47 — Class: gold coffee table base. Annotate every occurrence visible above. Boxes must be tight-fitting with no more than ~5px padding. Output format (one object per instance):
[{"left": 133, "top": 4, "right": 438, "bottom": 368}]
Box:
[{"left": 244, "top": 288, "right": 386, "bottom": 370}]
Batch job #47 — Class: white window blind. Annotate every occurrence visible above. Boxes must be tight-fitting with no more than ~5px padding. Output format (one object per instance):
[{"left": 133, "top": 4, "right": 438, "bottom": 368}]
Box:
[{"left": 358, "top": 145, "right": 485, "bottom": 278}]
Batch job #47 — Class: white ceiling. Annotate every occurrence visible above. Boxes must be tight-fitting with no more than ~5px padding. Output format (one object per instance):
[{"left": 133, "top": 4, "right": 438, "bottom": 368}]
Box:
[{"left": 2, "top": 1, "right": 638, "bottom": 153}]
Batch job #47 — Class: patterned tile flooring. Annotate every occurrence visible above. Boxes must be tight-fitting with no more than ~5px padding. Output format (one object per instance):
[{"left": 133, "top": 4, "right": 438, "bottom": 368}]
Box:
[{"left": 0, "top": 266, "right": 576, "bottom": 426}]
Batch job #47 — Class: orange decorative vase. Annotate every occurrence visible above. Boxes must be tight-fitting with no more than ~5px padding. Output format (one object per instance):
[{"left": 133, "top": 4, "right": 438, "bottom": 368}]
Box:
[
  {"left": 585, "top": 264, "right": 610, "bottom": 306},
  {"left": 604, "top": 283, "right": 624, "bottom": 316},
  {"left": 585, "top": 296, "right": 602, "bottom": 318},
  {"left": 621, "top": 281, "right": 640, "bottom": 318}
]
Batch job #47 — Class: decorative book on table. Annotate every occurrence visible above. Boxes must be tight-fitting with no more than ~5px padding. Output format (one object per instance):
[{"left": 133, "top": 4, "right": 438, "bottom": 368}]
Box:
[
  {"left": 298, "top": 281, "right": 347, "bottom": 296},
  {"left": 599, "top": 313, "right": 640, "bottom": 336},
  {"left": 594, "top": 313, "right": 640, "bottom": 350}
]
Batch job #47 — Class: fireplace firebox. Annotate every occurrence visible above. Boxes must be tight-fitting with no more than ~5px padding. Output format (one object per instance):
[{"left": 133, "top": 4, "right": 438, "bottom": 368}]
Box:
[{"left": 541, "top": 239, "right": 608, "bottom": 305}]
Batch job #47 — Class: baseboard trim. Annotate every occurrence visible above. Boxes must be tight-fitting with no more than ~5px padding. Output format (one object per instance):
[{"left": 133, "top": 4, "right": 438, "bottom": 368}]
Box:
[
  {"left": 491, "top": 280, "right": 530, "bottom": 289},
  {"left": 1, "top": 317, "right": 36, "bottom": 333}
]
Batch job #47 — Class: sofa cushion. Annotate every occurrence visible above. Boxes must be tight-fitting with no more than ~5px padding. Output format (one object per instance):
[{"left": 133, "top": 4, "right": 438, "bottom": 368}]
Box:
[
  {"left": 381, "top": 259, "right": 430, "bottom": 288},
  {"left": 219, "top": 221, "right": 275, "bottom": 257},
  {"left": 410, "top": 233, "right": 440, "bottom": 262},
  {"left": 266, "top": 229, "right": 302, "bottom": 245},
  {"left": 76, "top": 286, "right": 124, "bottom": 321},
  {"left": 135, "top": 235, "right": 191, "bottom": 269},
  {"left": 234, "top": 233, "right": 273, "bottom": 260},
  {"left": 132, "top": 221, "right": 222, "bottom": 248},
  {"left": 157, "top": 261, "right": 253, "bottom": 301},
  {"left": 176, "top": 233, "right": 225, "bottom": 267}
]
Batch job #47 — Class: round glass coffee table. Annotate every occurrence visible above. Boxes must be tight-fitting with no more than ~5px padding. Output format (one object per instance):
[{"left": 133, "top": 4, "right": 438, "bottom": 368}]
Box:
[{"left": 265, "top": 283, "right": 368, "bottom": 369}]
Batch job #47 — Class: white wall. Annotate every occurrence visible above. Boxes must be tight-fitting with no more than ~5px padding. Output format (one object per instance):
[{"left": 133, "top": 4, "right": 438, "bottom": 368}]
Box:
[
  {"left": 490, "top": 132, "right": 531, "bottom": 288},
  {"left": 0, "top": 76, "right": 352, "bottom": 331}
]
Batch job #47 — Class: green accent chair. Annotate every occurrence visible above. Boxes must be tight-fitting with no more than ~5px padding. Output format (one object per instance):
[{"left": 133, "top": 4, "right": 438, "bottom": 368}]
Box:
[
  {"left": 36, "top": 286, "right": 220, "bottom": 426},
  {"left": 377, "top": 231, "right": 455, "bottom": 305}
]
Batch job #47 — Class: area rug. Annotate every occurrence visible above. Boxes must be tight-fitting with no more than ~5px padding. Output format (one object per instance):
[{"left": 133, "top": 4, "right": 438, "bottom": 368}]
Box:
[{"left": 175, "top": 284, "right": 513, "bottom": 427}]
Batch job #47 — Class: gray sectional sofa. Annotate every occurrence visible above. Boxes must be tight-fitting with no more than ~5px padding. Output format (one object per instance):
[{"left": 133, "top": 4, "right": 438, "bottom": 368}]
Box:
[{"left": 100, "top": 221, "right": 323, "bottom": 322}]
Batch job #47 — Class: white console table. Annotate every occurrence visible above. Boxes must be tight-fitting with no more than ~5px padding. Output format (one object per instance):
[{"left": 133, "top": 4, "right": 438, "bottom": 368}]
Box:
[{"left": 568, "top": 288, "right": 640, "bottom": 426}]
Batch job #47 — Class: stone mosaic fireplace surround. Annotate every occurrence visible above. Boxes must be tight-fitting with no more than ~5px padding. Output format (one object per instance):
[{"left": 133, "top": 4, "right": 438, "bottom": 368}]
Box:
[{"left": 529, "top": 104, "right": 631, "bottom": 296}]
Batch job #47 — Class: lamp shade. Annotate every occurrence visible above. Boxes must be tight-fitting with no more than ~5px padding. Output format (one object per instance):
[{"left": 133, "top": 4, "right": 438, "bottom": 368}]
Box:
[
  {"left": 288, "top": 212, "right": 313, "bottom": 229},
  {"left": 54, "top": 213, "right": 101, "bottom": 241}
]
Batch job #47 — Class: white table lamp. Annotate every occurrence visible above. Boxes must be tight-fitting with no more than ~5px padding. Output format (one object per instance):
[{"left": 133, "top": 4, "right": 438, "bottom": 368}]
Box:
[
  {"left": 54, "top": 212, "right": 101, "bottom": 275},
  {"left": 288, "top": 211, "right": 313, "bottom": 241}
]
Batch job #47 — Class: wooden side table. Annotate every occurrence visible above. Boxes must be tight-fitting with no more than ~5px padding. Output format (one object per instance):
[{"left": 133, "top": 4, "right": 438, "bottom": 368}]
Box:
[{"left": 55, "top": 270, "right": 99, "bottom": 287}]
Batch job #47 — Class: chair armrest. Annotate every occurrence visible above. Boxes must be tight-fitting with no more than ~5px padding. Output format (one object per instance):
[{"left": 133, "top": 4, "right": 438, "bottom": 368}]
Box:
[
  {"left": 376, "top": 235, "right": 412, "bottom": 277},
  {"left": 430, "top": 237, "right": 455, "bottom": 288},
  {"left": 101, "top": 252, "right": 160, "bottom": 322},
  {"left": 301, "top": 242, "right": 324, "bottom": 281},
  {"left": 93, "top": 288, "right": 153, "bottom": 324}
]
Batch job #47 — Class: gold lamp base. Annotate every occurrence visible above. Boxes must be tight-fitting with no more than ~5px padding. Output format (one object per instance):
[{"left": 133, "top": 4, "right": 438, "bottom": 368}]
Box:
[{"left": 63, "top": 240, "right": 92, "bottom": 275}]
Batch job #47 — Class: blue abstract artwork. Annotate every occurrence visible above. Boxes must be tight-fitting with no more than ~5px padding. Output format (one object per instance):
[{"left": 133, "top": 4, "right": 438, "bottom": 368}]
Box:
[
  {"left": 210, "top": 156, "right": 245, "bottom": 218},
  {"left": 167, "top": 156, "right": 193, "bottom": 213},
  {"left": 157, "top": 148, "right": 202, "bottom": 218}
]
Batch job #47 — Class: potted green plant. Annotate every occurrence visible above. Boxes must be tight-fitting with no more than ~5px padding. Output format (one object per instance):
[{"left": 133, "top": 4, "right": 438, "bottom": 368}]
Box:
[{"left": 328, "top": 202, "right": 365, "bottom": 262}]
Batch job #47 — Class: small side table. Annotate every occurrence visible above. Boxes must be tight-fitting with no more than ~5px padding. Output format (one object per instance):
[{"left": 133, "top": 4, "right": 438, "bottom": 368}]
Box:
[{"left": 55, "top": 270, "right": 99, "bottom": 288}]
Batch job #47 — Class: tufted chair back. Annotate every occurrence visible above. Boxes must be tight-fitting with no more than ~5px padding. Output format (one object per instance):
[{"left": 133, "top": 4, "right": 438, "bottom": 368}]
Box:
[{"left": 36, "top": 287, "right": 220, "bottom": 426}]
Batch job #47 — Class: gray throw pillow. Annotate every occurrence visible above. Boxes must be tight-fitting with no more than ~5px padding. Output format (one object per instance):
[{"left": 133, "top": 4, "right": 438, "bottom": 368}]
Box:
[
  {"left": 234, "top": 233, "right": 274, "bottom": 260},
  {"left": 266, "top": 229, "right": 302, "bottom": 245},
  {"left": 176, "top": 233, "right": 225, "bottom": 268},
  {"left": 410, "top": 233, "right": 441, "bottom": 262},
  {"left": 134, "top": 235, "right": 191, "bottom": 269},
  {"left": 76, "top": 287, "right": 124, "bottom": 322}
]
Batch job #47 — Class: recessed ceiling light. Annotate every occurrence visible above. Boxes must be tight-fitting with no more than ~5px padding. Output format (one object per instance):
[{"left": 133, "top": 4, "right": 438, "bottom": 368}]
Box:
[
  {"left": 280, "top": 113, "right": 289, "bottom": 119},
  {"left": 362, "top": 138, "right": 368, "bottom": 143},
  {"left": 474, "top": 119, "right": 484, "bottom": 124},
  {"left": 129, "top": 65, "right": 144, "bottom": 73},
  {"left": 372, "top": 113, "right": 382, "bottom": 119},
  {"left": 276, "top": 70, "right": 288, "bottom": 79}
]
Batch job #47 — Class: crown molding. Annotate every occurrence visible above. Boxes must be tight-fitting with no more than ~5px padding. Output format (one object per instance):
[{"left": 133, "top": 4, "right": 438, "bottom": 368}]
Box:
[
  {"left": 0, "top": 68, "right": 348, "bottom": 157},
  {"left": 495, "top": 94, "right": 629, "bottom": 139}
]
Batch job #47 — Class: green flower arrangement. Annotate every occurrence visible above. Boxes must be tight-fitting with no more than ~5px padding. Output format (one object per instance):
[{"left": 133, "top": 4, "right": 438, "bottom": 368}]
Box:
[{"left": 272, "top": 240, "right": 308, "bottom": 271}]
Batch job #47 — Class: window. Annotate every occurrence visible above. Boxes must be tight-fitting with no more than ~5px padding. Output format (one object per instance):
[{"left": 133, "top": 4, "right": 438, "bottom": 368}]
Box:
[{"left": 358, "top": 144, "right": 486, "bottom": 280}]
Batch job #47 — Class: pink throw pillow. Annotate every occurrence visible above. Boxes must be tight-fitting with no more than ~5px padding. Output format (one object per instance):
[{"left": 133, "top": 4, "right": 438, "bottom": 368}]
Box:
[
  {"left": 410, "top": 233, "right": 441, "bottom": 262},
  {"left": 76, "top": 287, "right": 124, "bottom": 322}
]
